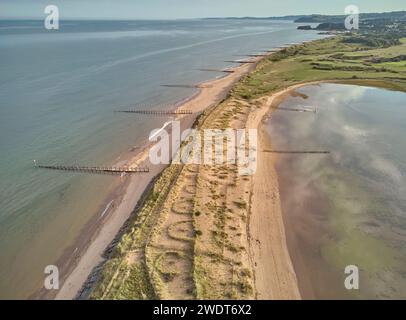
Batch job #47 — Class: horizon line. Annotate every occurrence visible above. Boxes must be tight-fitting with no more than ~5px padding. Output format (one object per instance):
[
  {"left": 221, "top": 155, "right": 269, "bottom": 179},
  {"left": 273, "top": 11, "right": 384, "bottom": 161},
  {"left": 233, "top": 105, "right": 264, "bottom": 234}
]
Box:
[{"left": 1, "top": 9, "right": 405, "bottom": 21}]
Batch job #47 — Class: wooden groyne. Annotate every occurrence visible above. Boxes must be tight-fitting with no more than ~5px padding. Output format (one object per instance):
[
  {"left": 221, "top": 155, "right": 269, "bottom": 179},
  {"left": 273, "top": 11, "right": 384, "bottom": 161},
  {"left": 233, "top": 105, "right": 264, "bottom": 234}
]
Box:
[
  {"left": 224, "top": 60, "right": 257, "bottom": 64},
  {"left": 198, "top": 68, "right": 235, "bottom": 73},
  {"left": 247, "top": 54, "right": 268, "bottom": 57},
  {"left": 234, "top": 54, "right": 268, "bottom": 57},
  {"left": 161, "top": 84, "right": 212, "bottom": 89},
  {"left": 34, "top": 162, "right": 149, "bottom": 175},
  {"left": 263, "top": 150, "right": 330, "bottom": 154},
  {"left": 115, "top": 109, "right": 193, "bottom": 115},
  {"left": 270, "top": 106, "right": 317, "bottom": 113}
]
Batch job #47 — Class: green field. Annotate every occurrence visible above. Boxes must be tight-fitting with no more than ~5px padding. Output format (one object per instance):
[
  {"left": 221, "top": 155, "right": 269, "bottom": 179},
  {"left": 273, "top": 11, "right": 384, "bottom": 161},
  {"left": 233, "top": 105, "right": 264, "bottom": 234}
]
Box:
[{"left": 232, "top": 36, "right": 406, "bottom": 100}]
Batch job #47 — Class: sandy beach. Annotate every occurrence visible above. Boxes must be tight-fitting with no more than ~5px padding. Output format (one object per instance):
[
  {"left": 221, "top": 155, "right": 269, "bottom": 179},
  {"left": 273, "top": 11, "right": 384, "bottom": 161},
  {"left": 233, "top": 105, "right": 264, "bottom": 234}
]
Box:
[
  {"left": 248, "top": 82, "right": 322, "bottom": 299},
  {"left": 53, "top": 37, "right": 331, "bottom": 301},
  {"left": 55, "top": 59, "right": 259, "bottom": 300},
  {"left": 55, "top": 48, "right": 324, "bottom": 299},
  {"left": 248, "top": 89, "right": 301, "bottom": 299}
]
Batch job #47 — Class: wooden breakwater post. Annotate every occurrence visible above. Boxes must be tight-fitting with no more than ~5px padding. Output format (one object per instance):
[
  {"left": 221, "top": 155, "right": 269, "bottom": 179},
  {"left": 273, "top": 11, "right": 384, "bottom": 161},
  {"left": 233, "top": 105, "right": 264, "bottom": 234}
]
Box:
[
  {"left": 262, "top": 150, "right": 330, "bottom": 154},
  {"left": 34, "top": 161, "right": 149, "bottom": 175},
  {"left": 224, "top": 60, "right": 257, "bottom": 64},
  {"left": 161, "top": 84, "right": 213, "bottom": 89},
  {"left": 198, "top": 68, "right": 235, "bottom": 73},
  {"left": 233, "top": 54, "right": 268, "bottom": 57},
  {"left": 115, "top": 109, "right": 193, "bottom": 115},
  {"left": 270, "top": 106, "right": 317, "bottom": 113}
]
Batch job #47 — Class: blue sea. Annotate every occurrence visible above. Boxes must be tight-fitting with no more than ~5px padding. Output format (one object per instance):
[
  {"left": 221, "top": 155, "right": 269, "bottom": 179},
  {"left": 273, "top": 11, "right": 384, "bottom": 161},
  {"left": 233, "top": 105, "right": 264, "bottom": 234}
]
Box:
[{"left": 0, "top": 19, "right": 324, "bottom": 298}]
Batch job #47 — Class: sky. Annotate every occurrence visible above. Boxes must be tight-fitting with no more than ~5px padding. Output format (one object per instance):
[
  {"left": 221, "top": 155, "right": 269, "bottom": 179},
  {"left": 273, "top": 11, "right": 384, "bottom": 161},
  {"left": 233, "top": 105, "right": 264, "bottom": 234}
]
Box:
[{"left": 0, "top": 0, "right": 405, "bottom": 20}]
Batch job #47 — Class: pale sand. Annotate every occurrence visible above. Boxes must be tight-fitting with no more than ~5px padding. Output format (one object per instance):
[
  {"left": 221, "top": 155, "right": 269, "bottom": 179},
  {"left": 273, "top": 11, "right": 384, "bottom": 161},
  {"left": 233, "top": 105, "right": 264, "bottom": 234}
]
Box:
[
  {"left": 248, "top": 82, "right": 323, "bottom": 300},
  {"left": 55, "top": 60, "right": 258, "bottom": 300}
]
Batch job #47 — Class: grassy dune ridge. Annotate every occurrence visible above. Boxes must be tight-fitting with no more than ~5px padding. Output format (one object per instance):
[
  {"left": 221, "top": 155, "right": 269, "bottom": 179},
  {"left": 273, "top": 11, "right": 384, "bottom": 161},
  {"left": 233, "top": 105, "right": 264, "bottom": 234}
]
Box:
[{"left": 89, "top": 36, "right": 406, "bottom": 300}]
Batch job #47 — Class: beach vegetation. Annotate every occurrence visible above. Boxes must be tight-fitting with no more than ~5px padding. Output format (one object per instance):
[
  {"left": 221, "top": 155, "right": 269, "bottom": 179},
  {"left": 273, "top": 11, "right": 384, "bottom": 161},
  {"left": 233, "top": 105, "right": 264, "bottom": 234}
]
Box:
[{"left": 90, "top": 34, "right": 406, "bottom": 300}]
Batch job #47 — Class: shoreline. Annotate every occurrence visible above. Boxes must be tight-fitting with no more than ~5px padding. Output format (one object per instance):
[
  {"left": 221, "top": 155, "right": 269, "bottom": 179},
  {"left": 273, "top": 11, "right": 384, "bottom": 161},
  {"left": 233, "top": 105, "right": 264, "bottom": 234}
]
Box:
[
  {"left": 52, "top": 55, "right": 330, "bottom": 301},
  {"left": 53, "top": 57, "right": 261, "bottom": 300},
  {"left": 262, "top": 81, "right": 406, "bottom": 299},
  {"left": 248, "top": 81, "right": 325, "bottom": 299},
  {"left": 54, "top": 36, "right": 396, "bottom": 300},
  {"left": 251, "top": 78, "right": 406, "bottom": 299},
  {"left": 52, "top": 73, "right": 389, "bottom": 300}
]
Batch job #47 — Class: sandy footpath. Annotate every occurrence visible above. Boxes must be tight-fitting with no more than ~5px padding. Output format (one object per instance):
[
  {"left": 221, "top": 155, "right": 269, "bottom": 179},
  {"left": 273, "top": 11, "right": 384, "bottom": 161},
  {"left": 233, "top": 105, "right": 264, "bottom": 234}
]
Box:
[{"left": 55, "top": 61, "right": 258, "bottom": 300}]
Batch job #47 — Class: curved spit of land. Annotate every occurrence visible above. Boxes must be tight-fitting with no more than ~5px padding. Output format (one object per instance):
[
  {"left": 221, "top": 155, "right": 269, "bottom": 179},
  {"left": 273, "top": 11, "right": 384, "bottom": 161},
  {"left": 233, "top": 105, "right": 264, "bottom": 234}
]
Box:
[{"left": 84, "top": 36, "right": 406, "bottom": 300}]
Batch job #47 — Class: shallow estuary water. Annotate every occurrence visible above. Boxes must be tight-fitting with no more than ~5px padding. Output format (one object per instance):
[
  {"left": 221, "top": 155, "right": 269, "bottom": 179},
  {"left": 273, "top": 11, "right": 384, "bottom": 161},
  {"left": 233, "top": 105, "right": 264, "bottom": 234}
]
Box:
[{"left": 267, "top": 83, "right": 406, "bottom": 299}]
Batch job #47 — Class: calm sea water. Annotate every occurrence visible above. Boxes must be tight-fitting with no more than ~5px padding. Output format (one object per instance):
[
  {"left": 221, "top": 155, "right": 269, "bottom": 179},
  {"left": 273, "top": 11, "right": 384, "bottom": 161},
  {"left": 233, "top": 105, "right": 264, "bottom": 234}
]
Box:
[
  {"left": 0, "top": 19, "right": 324, "bottom": 299},
  {"left": 267, "top": 84, "right": 406, "bottom": 299}
]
